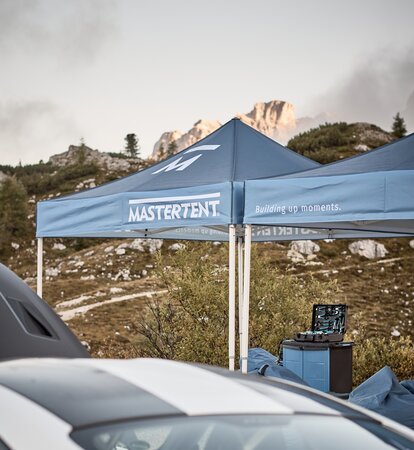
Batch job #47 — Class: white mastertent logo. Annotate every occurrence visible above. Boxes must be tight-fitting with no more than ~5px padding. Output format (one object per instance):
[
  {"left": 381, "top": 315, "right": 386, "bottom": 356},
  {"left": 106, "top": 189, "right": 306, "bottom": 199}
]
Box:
[
  {"left": 152, "top": 145, "right": 221, "bottom": 174},
  {"left": 128, "top": 192, "right": 221, "bottom": 223}
]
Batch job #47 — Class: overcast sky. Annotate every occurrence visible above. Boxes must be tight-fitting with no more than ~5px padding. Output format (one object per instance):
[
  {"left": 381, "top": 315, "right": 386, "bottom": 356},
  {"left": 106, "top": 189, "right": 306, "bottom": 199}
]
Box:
[{"left": 1, "top": 0, "right": 413, "bottom": 166}]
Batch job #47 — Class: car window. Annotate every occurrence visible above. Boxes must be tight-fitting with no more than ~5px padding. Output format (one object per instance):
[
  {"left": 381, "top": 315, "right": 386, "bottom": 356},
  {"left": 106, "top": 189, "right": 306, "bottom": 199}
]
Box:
[{"left": 71, "top": 415, "right": 414, "bottom": 450}]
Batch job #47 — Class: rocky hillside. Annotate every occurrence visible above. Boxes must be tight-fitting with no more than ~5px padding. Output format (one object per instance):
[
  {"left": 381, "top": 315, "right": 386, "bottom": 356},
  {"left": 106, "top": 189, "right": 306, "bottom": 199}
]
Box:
[
  {"left": 0, "top": 122, "right": 413, "bottom": 359},
  {"left": 288, "top": 122, "right": 394, "bottom": 163},
  {"left": 152, "top": 99, "right": 327, "bottom": 158},
  {"left": 49, "top": 144, "right": 139, "bottom": 172}
]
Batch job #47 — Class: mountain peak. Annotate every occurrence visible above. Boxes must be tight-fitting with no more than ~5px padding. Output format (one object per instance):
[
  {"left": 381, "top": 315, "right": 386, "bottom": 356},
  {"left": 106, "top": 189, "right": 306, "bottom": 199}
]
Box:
[
  {"left": 236, "top": 100, "right": 296, "bottom": 142},
  {"left": 152, "top": 99, "right": 301, "bottom": 159}
]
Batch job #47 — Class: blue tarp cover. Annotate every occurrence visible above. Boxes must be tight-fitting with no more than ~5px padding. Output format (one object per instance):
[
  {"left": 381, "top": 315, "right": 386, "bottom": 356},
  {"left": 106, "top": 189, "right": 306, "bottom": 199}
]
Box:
[
  {"left": 349, "top": 366, "right": 414, "bottom": 429},
  {"left": 247, "top": 347, "right": 308, "bottom": 386}
]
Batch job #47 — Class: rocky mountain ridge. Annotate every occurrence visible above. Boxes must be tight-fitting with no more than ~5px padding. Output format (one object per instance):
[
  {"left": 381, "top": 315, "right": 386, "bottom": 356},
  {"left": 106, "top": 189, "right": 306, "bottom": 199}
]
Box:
[
  {"left": 49, "top": 144, "right": 137, "bottom": 172},
  {"left": 152, "top": 100, "right": 327, "bottom": 158}
]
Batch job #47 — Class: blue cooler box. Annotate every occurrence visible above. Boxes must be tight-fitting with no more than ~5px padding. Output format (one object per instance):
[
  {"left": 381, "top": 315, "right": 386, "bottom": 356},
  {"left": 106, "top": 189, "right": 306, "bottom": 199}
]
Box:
[{"left": 282, "top": 340, "right": 353, "bottom": 393}]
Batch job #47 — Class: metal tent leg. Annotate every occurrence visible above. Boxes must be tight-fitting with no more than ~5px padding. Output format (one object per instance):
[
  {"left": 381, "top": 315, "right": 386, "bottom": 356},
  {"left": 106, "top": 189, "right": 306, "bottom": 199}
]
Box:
[
  {"left": 241, "top": 224, "right": 252, "bottom": 374},
  {"left": 238, "top": 236, "right": 244, "bottom": 365},
  {"left": 37, "top": 237, "right": 43, "bottom": 297},
  {"left": 228, "top": 225, "right": 236, "bottom": 371}
]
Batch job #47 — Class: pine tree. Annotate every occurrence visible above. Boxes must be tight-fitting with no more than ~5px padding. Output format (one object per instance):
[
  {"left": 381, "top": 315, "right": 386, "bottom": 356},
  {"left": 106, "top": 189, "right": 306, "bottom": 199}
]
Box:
[
  {"left": 0, "top": 177, "right": 30, "bottom": 256},
  {"left": 392, "top": 112, "right": 407, "bottom": 138},
  {"left": 124, "top": 133, "right": 141, "bottom": 158},
  {"left": 167, "top": 140, "right": 177, "bottom": 157},
  {"left": 77, "top": 137, "right": 87, "bottom": 164},
  {"left": 158, "top": 143, "right": 166, "bottom": 160}
]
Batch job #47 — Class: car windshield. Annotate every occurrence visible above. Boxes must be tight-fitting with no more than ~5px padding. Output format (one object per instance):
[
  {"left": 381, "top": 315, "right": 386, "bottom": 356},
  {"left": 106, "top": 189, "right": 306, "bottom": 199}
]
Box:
[{"left": 71, "top": 415, "right": 414, "bottom": 450}]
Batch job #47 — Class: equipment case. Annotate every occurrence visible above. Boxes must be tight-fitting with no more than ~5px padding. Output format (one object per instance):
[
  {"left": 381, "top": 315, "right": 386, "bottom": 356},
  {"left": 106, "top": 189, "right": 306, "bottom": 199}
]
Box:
[{"left": 294, "top": 304, "right": 348, "bottom": 343}]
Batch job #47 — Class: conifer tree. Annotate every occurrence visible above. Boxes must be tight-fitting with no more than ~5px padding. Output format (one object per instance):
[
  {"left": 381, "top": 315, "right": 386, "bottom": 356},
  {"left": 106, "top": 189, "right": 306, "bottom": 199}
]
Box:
[
  {"left": 167, "top": 140, "right": 177, "bottom": 157},
  {"left": 0, "top": 177, "right": 30, "bottom": 256},
  {"left": 158, "top": 143, "right": 166, "bottom": 160},
  {"left": 124, "top": 133, "right": 140, "bottom": 158},
  {"left": 392, "top": 112, "right": 407, "bottom": 138}
]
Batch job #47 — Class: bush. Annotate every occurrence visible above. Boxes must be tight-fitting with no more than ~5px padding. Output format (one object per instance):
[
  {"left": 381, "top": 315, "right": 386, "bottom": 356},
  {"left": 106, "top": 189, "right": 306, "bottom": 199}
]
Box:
[
  {"left": 287, "top": 122, "right": 359, "bottom": 163},
  {"left": 350, "top": 314, "right": 414, "bottom": 386},
  {"left": 137, "top": 244, "right": 339, "bottom": 367},
  {"left": 135, "top": 244, "right": 414, "bottom": 384},
  {"left": 0, "top": 177, "right": 30, "bottom": 257},
  {"left": 288, "top": 122, "right": 352, "bottom": 154},
  {"left": 37, "top": 163, "right": 101, "bottom": 195}
]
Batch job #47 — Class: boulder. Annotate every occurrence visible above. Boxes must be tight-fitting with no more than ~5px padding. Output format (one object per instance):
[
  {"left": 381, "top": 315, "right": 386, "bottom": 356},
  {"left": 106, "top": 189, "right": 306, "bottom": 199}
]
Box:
[
  {"left": 114, "top": 269, "right": 131, "bottom": 281},
  {"left": 287, "top": 249, "right": 306, "bottom": 263},
  {"left": 52, "top": 243, "right": 66, "bottom": 251},
  {"left": 354, "top": 144, "right": 370, "bottom": 152},
  {"left": 289, "top": 240, "right": 320, "bottom": 256},
  {"left": 348, "top": 240, "right": 388, "bottom": 259},
  {"left": 168, "top": 243, "right": 186, "bottom": 252},
  {"left": 45, "top": 267, "right": 59, "bottom": 277},
  {"left": 129, "top": 239, "right": 163, "bottom": 254}
]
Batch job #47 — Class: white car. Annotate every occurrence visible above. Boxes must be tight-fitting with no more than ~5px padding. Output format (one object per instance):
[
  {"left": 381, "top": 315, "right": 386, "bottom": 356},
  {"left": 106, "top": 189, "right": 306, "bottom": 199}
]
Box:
[{"left": 0, "top": 358, "right": 413, "bottom": 450}]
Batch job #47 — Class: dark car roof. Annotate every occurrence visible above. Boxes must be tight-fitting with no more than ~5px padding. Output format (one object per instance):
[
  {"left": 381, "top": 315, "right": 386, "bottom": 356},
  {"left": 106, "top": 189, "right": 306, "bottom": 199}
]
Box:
[
  {"left": 0, "top": 263, "right": 90, "bottom": 360},
  {"left": 0, "top": 358, "right": 373, "bottom": 429}
]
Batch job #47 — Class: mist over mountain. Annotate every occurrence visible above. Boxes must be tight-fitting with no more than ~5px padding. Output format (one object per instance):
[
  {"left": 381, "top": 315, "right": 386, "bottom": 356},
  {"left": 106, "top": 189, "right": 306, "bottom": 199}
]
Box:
[{"left": 307, "top": 47, "right": 414, "bottom": 132}]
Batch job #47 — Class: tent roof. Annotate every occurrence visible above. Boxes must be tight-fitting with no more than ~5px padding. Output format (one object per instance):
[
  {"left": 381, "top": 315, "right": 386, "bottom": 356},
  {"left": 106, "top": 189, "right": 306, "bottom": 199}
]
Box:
[
  {"left": 62, "top": 118, "right": 319, "bottom": 200},
  {"left": 36, "top": 119, "right": 320, "bottom": 240}
]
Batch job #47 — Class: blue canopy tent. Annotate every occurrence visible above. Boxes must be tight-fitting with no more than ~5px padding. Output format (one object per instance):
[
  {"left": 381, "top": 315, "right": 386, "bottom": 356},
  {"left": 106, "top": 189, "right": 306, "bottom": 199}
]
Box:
[
  {"left": 36, "top": 118, "right": 320, "bottom": 370},
  {"left": 240, "top": 133, "right": 414, "bottom": 372},
  {"left": 245, "top": 132, "right": 414, "bottom": 234}
]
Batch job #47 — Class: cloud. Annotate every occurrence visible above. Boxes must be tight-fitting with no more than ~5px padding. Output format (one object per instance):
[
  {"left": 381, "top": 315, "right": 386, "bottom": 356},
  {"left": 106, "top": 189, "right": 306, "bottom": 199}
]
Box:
[
  {"left": 403, "top": 90, "right": 414, "bottom": 130},
  {"left": 0, "top": 100, "right": 80, "bottom": 165},
  {"left": 310, "top": 47, "right": 414, "bottom": 132},
  {"left": 0, "top": 0, "right": 119, "bottom": 66}
]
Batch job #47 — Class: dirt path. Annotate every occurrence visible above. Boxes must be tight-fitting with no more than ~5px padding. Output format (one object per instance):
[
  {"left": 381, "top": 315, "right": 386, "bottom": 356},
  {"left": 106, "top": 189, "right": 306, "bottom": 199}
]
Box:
[
  {"left": 294, "top": 255, "right": 414, "bottom": 277},
  {"left": 59, "top": 289, "right": 168, "bottom": 321}
]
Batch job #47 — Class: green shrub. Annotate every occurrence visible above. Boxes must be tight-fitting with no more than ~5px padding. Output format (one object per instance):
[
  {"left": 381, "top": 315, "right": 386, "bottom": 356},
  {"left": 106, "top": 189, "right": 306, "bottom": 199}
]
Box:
[
  {"left": 350, "top": 313, "right": 414, "bottom": 386},
  {"left": 288, "top": 122, "right": 393, "bottom": 164},
  {"left": 352, "top": 336, "right": 414, "bottom": 386},
  {"left": 0, "top": 177, "right": 30, "bottom": 257},
  {"left": 288, "top": 122, "right": 353, "bottom": 155},
  {"left": 137, "top": 244, "right": 339, "bottom": 367},
  {"left": 21, "top": 163, "right": 101, "bottom": 195}
]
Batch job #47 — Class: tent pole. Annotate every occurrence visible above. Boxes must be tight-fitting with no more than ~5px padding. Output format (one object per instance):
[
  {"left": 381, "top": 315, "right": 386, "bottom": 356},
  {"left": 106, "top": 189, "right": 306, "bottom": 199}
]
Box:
[
  {"left": 241, "top": 224, "right": 252, "bottom": 374},
  {"left": 228, "top": 225, "right": 236, "bottom": 371},
  {"left": 37, "top": 237, "right": 43, "bottom": 297},
  {"left": 238, "top": 235, "right": 244, "bottom": 367}
]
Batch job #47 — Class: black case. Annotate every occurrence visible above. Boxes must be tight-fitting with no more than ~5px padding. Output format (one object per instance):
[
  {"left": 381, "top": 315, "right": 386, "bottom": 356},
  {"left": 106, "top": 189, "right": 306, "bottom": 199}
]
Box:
[{"left": 294, "top": 304, "right": 348, "bottom": 343}]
